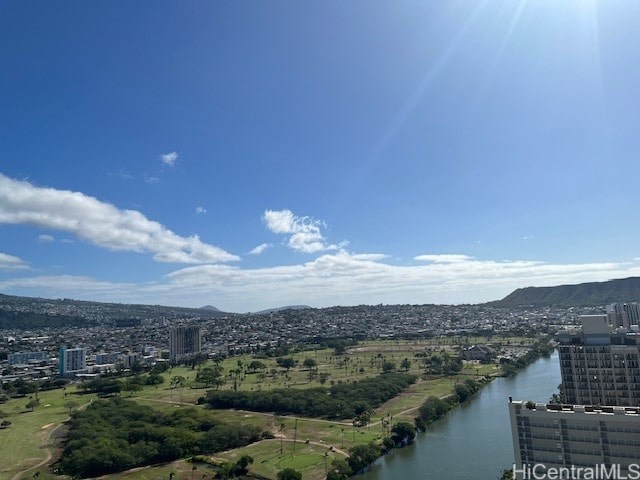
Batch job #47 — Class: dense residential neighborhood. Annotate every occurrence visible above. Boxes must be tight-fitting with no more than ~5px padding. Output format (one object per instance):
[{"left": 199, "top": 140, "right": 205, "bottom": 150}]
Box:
[{"left": 0, "top": 292, "right": 601, "bottom": 385}]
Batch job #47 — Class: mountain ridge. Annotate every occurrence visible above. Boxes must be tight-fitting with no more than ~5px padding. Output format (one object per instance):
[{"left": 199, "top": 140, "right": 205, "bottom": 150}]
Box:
[
  {"left": 254, "top": 305, "right": 311, "bottom": 314},
  {"left": 493, "top": 276, "right": 640, "bottom": 307}
]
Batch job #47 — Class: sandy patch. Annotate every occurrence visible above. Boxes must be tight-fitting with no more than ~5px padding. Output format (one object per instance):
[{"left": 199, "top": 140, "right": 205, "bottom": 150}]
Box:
[{"left": 41, "top": 423, "right": 55, "bottom": 429}]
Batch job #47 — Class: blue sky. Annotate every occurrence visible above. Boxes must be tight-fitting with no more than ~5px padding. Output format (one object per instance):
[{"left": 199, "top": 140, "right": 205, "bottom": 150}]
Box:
[{"left": 1, "top": 0, "right": 640, "bottom": 312}]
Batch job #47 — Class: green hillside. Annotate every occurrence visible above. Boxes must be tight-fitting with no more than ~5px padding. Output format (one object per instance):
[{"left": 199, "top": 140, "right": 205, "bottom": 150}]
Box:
[{"left": 494, "top": 277, "right": 640, "bottom": 307}]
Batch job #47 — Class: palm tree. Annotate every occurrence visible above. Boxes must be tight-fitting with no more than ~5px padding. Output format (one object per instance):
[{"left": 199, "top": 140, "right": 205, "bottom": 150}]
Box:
[
  {"left": 292, "top": 418, "right": 298, "bottom": 455},
  {"left": 279, "top": 423, "right": 286, "bottom": 454}
]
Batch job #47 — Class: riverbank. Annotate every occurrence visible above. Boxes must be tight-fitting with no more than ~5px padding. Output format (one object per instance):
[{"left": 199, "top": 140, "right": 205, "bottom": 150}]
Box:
[{"left": 356, "top": 351, "right": 561, "bottom": 480}]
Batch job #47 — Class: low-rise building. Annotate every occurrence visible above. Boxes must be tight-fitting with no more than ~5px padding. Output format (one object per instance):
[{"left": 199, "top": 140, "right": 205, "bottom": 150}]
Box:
[
  {"left": 8, "top": 351, "right": 49, "bottom": 366},
  {"left": 459, "top": 344, "right": 496, "bottom": 362}
]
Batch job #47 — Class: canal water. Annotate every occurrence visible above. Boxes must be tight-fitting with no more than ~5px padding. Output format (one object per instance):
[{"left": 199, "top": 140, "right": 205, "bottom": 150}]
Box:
[{"left": 358, "top": 351, "right": 561, "bottom": 480}]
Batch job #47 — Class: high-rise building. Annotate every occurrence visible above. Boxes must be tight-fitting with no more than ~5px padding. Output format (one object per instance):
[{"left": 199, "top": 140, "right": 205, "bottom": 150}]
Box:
[
  {"left": 169, "top": 326, "right": 201, "bottom": 361},
  {"left": 606, "top": 303, "right": 640, "bottom": 330},
  {"left": 508, "top": 401, "right": 640, "bottom": 478},
  {"left": 624, "top": 303, "right": 640, "bottom": 326},
  {"left": 509, "top": 315, "right": 640, "bottom": 479},
  {"left": 59, "top": 347, "right": 87, "bottom": 376},
  {"left": 557, "top": 315, "right": 640, "bottom": 407}
]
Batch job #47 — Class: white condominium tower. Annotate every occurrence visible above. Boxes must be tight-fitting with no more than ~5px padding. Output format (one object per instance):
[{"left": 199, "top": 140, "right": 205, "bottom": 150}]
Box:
[{"left": 557, "top": 315, "right": 640, "bottom": 407}]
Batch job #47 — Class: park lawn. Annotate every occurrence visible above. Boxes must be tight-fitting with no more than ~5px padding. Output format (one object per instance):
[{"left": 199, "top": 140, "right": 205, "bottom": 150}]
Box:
[
  {"left": 460, "top": 362, "right": 502, "bottom": 377},
  {"left": 105, "top": 460, "right": 195, "bottom": 480},
  {"left": 131, "top": 337, "right": 514, "bottom": 400},
  {"left": 271, "top": 415, "right": 379, "bottom": 449},
  {"left": 213, "top": 438, "right": 348, "bottom": 480},
  {"left": 1, "top": 336, "right": 537, "bottom": 479},
  {"left": 0, "top": 387, "right": 97, "bottom": 480},
  {"left": 106, "top": 440, "right": 348, "bottom": 480},
  {"left": 371, "top": 376, "right": 455, "bottom": 423}
]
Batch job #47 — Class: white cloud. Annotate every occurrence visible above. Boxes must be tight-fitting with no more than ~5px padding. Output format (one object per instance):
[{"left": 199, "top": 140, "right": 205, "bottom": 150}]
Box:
[
  {"left": 0, "top": 252, "right": 28, "bottom": 270},
  {"left": 248, "top": 243, "right": 271, "bottom": 255},
  {"left": 195, "top": 206, "right": 207, "bottom": 215},
  {"left": 0, "top": 252, "right": 637, "bottom": 312},
  {"left": 38, "top": 234, "right": 55, "bottom": 243},
  {"left": 145, "top": 176, "right": 160, "bottom": 184},
  {"left": 0, "top": 173, "right": 239, "bottom": 264},
  {"left": 263, "top": 209, "right": 298, "bottom": 234},
  {"left": 172, "top": 253, "right": 632, "bottom": 307},
  {"left": 262, "top": 209, "right": 344, "bottom": 253},
  {"left": 414, "top": 254, "right": 474, "bottom": 263},
  {"left": 109, "top": 170, "right": 133, "bottom": 180},
  {"left": 161, "top": 151, "right": 178, "bottom": 167},
  {"left": 160, "top": 252, "right": 635, "bottom": 309}
]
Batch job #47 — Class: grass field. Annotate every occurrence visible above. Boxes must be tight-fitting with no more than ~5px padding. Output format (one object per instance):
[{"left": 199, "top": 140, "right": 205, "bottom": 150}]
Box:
[
  {"left": 1, "top": 337, "right": 528, "bottom": 480},
  {"left": 0, "top": 388, "right": 98, "bottom": 480}
]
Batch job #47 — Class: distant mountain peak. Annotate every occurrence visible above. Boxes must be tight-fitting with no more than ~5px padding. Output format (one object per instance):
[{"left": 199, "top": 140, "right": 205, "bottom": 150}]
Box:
[{"left": 200, "top": 305, "right": 221, "bottom": 311}]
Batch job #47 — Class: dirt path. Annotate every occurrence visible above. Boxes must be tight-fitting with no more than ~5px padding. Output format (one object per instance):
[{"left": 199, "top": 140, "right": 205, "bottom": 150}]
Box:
[
  {"left": 11, "top": 401, "right": 92, "bottom": 480},
  {"left": 272, "top": 436, "right": 349, "bottom": 457},
  {"left": 11, "top": 422, "right": 62, "bottom": 480}
]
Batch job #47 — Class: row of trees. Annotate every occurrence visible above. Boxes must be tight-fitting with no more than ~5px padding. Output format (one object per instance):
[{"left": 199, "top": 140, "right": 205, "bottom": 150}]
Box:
[
  {"left": 75, "top": 374, "right": 165, "bottom": 397},
  {"left": 205, "top": 373, "right": 417, "bottom": 419},
  {"left": 413, "top": 378, "right": 484, "bottom": 430},
  {"left": 57, "top": 397, "right": 267, "bottom": 478},
  {"left": 0, "top": 377, "right": 69, "bottom": 398},
  {"left": 500, "top": 337, "right": 554, "bottom": 376},
  {"left": 325, "top": 442, "right": 383, "bottom": 479}
]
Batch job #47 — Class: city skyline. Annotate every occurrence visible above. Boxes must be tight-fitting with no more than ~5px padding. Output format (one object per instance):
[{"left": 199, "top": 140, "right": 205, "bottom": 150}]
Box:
[{"left": 2, "top": 1, "right": 640, "bottom": 312}]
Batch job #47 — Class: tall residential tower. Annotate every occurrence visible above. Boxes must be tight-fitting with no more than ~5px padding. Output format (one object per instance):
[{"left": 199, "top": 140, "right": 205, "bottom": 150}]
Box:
[
  {"left": 557, "top": 315, "right": 640, "bottom": 407},
  {"left": 169, "top": 326, "right": 201, "bottom": 361},
  {"left": 509, "top": 315, "right": 640, "bottom": 479},
  {"left": 59, "top": 347, "right": 87, "bottom": 376}
]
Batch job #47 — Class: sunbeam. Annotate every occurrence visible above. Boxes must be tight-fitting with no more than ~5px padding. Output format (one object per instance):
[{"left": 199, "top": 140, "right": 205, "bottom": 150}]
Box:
[{"left": 369, "top": 0, "right": 491, "bottom": 163}]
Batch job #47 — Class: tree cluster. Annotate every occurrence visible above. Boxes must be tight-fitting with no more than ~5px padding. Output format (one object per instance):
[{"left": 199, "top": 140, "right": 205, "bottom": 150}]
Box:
[
  {"left": 422, "top": 352, "right": 463, "bottom": 375},
  {"left": 0, "top": 377, "right": 69, "bottom": 397},
  {"left": 390, "top": 421, "right": 416, "bottom": 447},
  {"left": 413, "top": 378, "right": 485, "bottom": 431},
  {"left": 413, "top": 395, "right": 452, "bottom": 430},
  {"left": 347, "top": 442, "right": 382, "bottom": 475},
  {"left": 276, "top": 357, "right": 298, "bottom": 370},
  {"left": 277, "top": 468, "right": 303, "bottom": 480},
  {"left": 500, "top": 337, "right": 554, "bottom": 377},
  {"left": 195, "top": 366, "right": 224, "bottom": 388},
  {"left": 453, "top": 378, "right": 482, "bottom": 403},
  {"left": 57, "top": 397, "right": 265, "bottom": 477},
  {"left": 206, "top": 373, "right": 417, "bottom": 419},
  {"left": 77, "top": 377, "right": 123, "bottom": 396}
]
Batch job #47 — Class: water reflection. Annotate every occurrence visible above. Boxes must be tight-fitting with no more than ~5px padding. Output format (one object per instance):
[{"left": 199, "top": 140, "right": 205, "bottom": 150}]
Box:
[{"left": 358, "top": 351, "right": 561, "bottom": 480}]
